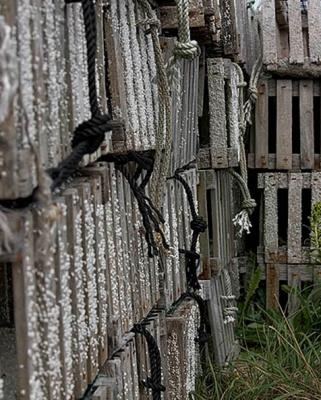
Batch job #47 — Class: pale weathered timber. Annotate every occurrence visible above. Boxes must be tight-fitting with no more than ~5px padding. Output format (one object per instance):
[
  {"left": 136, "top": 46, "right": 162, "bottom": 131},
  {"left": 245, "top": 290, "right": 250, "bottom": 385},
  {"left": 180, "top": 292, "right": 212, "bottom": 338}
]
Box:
[
  {"left": 207, "top": 58, "right": 228, "bottom": 168},
  {"left": 300, "top": 80, "right": 314, "bottom": 169},
  {"left": 287, "top": 173, "right": 303, "bottom": 264},
  {"left": 261, "top": 0, "right": 277, "bottom": 65},
  {"left": 308, "top": 0, "right": 321, "bottom": 63},
  {"left": 255, "top": 81, "right": 269, "bottom": 168},
  {"left": 288, "top": 0, "right": 304, "bottom": 64},
  {"left": 166, "top": 300, "right": 200, "bottom": 400},
  {"left": 276, "top": 80, "right": 292, "bottom": 170}
]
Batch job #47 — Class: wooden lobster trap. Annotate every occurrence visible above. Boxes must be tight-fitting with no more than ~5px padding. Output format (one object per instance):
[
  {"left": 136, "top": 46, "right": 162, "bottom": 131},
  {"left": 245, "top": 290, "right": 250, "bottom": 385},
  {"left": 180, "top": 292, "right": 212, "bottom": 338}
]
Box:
[
  {"left": 260, "top": 0, "right": 321, "bottom": 76},
  {"left": 248, "top": 79, "right": 321, "bottom": 170},
  {"left": 256, "top": 172, "right": 321, "bottom": 309}
]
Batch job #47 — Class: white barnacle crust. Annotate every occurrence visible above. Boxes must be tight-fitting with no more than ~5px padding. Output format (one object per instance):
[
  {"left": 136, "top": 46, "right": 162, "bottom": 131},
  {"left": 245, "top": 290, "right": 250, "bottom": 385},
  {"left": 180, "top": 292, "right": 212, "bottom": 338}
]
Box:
[
  {"left": 57, "top": 204, "right": 74, "bottom": 398},
  {"left": 74, "top": 209, "right": 88, "bottom": 369},
  {"left": 0, "top": 17, "right": 18, "bottom": 124},
  {"left": 105, "top": 191, "right": 120, "bottom": 320},
  {"left": 84, "top": 197, "right": 99, "bottom": 365},
  {"left": 114, "top": 0, "right": 140, "bottom": 147},
  {"left": 167, "top": 331, "right": 181, "bottom": 400},
  {"left": 96, "top": 203, "right": 108, "bottom": 342}
]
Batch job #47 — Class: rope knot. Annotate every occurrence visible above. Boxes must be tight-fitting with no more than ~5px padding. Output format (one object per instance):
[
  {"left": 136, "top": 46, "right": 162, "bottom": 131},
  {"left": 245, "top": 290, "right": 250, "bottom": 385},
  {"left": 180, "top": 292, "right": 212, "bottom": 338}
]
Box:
[
  {"left": 248, "top": 85, "right": 258, "bottom": 102},
  {"left": 241, "top": 198, "right": 256, "bottom": 213},
  {"left": 173, "top": 40, "right": 200, "bottom": 60},
  {"left": 72, "top": 113, "right": 112, "bottom": 154},
  {"left": 190, "top": 216, "right": 207, "bottom": 233}
]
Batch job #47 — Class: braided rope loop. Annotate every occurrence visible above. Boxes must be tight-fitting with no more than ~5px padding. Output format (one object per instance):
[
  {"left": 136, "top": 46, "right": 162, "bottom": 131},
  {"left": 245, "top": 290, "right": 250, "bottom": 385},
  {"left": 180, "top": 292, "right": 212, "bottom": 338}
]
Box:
[
  {"left": 229, "top": 55, "right": 262, "bottom": 236},
  {"left": 131, "top": 324, "right": 165, "bottom": 400}
]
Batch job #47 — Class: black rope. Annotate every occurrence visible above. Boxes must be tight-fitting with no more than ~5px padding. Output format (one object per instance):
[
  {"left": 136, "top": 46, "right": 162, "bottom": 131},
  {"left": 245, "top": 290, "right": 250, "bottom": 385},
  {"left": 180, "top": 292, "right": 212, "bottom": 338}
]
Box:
[
  {"left": 98, "top": 151, "right": 169, "bottom": 257},
  {"left": 168, "top": 164, "right": 207, "bottom": 291},
  {"left": 131, "top": 323, "right": 165, "bottom": 400},
  {"left": 50, "top": 0, "right": 115, "bottom": 190}
]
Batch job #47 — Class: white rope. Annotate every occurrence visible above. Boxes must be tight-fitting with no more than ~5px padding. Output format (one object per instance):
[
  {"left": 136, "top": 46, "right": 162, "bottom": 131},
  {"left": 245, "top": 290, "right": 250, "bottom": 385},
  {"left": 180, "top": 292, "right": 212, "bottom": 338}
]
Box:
[
  {"left": 167, "top": 0, "right": 200, "bottom": 89},
  {"left": 137, "top": 0, "right": 172, "bottom": 212},
  {"left": 222, "top": 269, "right": 238, "bottom": 324},
  {"left": 230, "top": 55, "right": 262, "bottom": 236}
]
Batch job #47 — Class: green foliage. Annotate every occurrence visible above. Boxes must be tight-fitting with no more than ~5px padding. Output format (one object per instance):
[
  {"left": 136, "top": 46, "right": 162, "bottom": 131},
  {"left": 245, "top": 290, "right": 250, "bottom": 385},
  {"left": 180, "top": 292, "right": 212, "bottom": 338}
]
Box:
[{"left": 190, "top": 267, "right": 321, "bottom": 400}]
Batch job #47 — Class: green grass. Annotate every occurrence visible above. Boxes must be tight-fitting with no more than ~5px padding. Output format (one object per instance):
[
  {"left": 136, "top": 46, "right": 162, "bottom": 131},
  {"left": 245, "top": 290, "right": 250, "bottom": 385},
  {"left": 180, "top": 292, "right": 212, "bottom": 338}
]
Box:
[{"left": 190, "top": 281, "right": 321, "bottom": 400}]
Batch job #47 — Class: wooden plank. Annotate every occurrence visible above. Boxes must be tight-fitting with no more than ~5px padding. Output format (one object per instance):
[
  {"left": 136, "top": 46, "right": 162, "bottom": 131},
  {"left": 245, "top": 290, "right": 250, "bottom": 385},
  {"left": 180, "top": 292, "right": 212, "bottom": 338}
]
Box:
[
  {"left": 288, "top": 266, "right": 301, "bottom": 314},
  {"left": 220, "top": 0, "right": 238, "bottom": 55},
  {"left": 261, "top": 0, "right": 277, "bottom": 64},
  {"left": 0, "top": 1, "right": 19, "bottom": 198},
  {"left": 288, "top": 0, "right": 304, "bottom": 64},
  {"left": 263, "top": 174, "right": 278, "bottom": 255},
  {"left": 287, "top": 173, "right": 303, "bottom": 263},
  {"left": 255, "top": 81, "right": 269, "bottom": 168},
  {"left": 55, "top": 199, "right": 75, "bottom": 400},
  {"left": 12, "top": 213, "right": 45, "bottom": 399},
  {"left": 159, "top": 5, "right": 205, "bottom": 29},
  {"left": 207, "top": 58, "right": 228, "bottom": 168},
  {"left": 276, "top": 80, "right": 292, "bottom": 169},
  {"left": 64, "top": 188, "right": 88, "bottom": 397},
  {"left": 104, "top": 0, "right": 128, "bottom": 148},
  {"left": 300, "top": 80, "right": 314, "bottom": 169},
  {"left": 308, "top": 0, "right": 321, "bottom": 63},
  {"left": 76, "top": 181, "right": 99, "bottom": 383},
  {"left": 33, "top": 206, "right": 63, "bottom": 400},
  {"left": 266, "top": 263, "right": 280, "bottom": 309},
  {"left": 226, "top": 60, "right": 239, "bottom": 158}
]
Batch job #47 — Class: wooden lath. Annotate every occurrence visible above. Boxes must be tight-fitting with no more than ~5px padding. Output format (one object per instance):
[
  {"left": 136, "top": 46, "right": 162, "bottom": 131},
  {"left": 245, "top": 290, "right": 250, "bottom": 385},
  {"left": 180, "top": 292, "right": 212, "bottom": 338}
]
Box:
[
  {"left": 248, "top": 79, "right": 321, "bottom": 170},
  {"left": 261, "top": 0, "right": 321, "bottom": 76},
  {"left": 198, "top": 58, "right": 240, "bottom": 169}
]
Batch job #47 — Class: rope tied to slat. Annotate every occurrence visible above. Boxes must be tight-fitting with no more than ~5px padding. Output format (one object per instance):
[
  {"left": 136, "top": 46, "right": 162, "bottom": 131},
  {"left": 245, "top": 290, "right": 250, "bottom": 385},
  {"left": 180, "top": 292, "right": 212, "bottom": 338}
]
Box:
[
  {"left": 168, "top": 164, "right": 207, "bottom": 291},
  {"left": 137, "top": 0, "right": 172, "bottom": 212},
  {"left": 50, "top": 0, "right": 117, "bottom": 189},
  {"left": 230, "top": 56, "right": 262, "bottom": 236},
  {"left": 167, "top": 0, "right": 200, "bottom": 88},
  {"left": 131, "top": 323, "right": 165, "bottom": 400},
  {"left": 98, "top": 150, "right": 169, "bottom": 257}
]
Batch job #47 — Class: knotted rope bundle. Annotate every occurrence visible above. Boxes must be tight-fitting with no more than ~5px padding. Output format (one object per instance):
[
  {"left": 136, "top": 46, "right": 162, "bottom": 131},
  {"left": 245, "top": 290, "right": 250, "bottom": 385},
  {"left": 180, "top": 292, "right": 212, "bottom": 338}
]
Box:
[
  {"left": 98, "top": 150, "right": 169, "bottom": 257},
  {"left": 131, "top": 323, "right": 165, "bottom": 400},
  {"left": 169, "top": 165, "right": 207, "bottom": 291},
  {"left": 229, "top": 57, "right": 262, "bottom": 236},
  {"left": 50, "top": 0, "right": 116, "bottom": 189}
]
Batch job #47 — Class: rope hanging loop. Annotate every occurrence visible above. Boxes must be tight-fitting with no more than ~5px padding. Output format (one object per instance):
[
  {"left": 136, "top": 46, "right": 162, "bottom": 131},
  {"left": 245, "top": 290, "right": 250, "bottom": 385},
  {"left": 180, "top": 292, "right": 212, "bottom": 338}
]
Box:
[{"left": 131, "top": 323, "right": 165, "bottom": 400}]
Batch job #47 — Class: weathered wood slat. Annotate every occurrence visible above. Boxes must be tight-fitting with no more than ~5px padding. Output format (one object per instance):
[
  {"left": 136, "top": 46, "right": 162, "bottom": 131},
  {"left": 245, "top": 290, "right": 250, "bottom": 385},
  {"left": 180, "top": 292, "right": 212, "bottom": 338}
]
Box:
[
  {"left": 300, "top": 80, "right": 314, "bottom": 169},
  {"left": 261, "top": 0, "right": 277, "bottom": 65},
  {"left": 207, "top": 58, "right": 228, "bottom": 168},
  {"left": 308, "top": 0, "right": 321, "bottom": 63},
  {"left": 64, "top": 188, "right": 88, "bottom": 397},
  {"left": 287, "top": 173, "right": 303, "bottom": 263},
  {"left": 276, "top": 80, "right": 292, "bottom": 169},
  {"left": 288, "top": 0, "right": 304, "bottom": 64},
  {"left": 255, "top": 81, "right": 269, "bottom": 168},
  {"left": 263, "top": 174, "right": 278, "bottom": 254}
]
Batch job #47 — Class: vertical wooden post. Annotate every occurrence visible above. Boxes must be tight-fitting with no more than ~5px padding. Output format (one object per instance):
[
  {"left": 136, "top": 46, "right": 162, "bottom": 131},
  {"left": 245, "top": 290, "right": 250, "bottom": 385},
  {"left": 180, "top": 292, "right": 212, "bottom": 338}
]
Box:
[
  {"left": 255, "top": 81, "right": 269, "bottom": 168},
  {"left": 300, "top": 80, "right": 314, "bottom": 169},
  {"left": 276, "top": 80, "right": 292, "bottom": 170}
]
